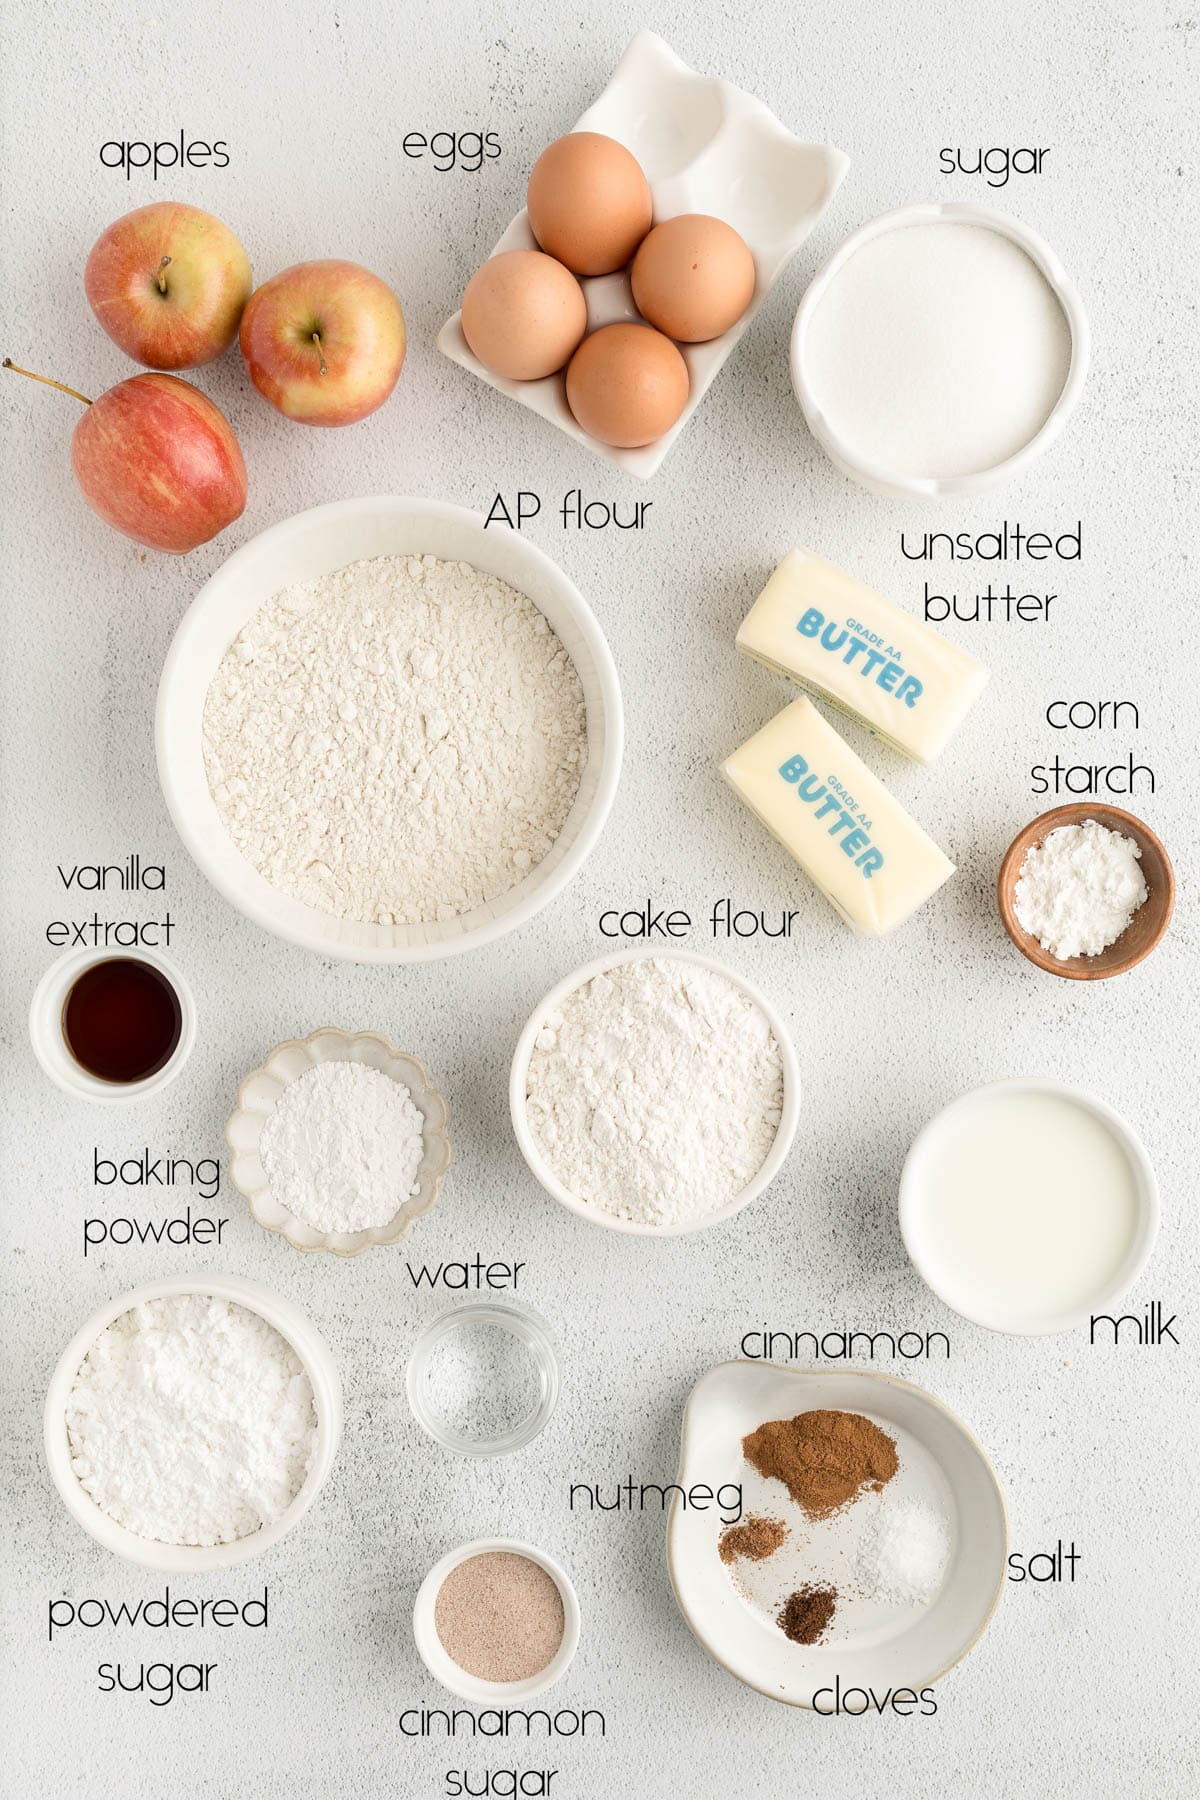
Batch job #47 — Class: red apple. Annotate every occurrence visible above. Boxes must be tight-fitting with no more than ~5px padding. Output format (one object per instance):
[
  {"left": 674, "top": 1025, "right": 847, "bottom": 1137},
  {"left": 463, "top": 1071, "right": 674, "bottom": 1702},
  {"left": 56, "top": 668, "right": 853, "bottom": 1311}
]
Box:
[
  {"left": 239, "top": 259, "right": 405, "bottom": 425},
  {"left": 3, "top": 358, "right": 246, "bottom": 553},
  {"left": 85, "top": 201, "right": 252, "bottom": 370},
  {"left": 71, "top": 373, "right": 246, "bottom": 551}
]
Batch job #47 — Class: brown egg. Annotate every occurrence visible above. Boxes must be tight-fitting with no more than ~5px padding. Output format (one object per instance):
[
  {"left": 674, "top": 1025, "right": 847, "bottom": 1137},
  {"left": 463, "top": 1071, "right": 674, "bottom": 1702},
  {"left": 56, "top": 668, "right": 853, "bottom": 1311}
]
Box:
[
  {"left": 565, "top": 323, "right": 690, "bottom": 447},
  {"left": 461, "top": 249, "right": 587, "bottom": 381},
  {"left": 631, "top": 214, "right": 757, "bottom": 342},
  {"left": 527, "top": 132, "right": 653, "bottom": 277}
]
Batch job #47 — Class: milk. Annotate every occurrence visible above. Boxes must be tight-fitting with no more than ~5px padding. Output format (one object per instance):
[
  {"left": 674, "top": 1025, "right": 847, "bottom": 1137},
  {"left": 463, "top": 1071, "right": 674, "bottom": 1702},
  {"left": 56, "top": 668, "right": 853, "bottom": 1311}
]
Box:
[{"left": 906, "top": 1088, "right": 1142, "bottom": 1331}]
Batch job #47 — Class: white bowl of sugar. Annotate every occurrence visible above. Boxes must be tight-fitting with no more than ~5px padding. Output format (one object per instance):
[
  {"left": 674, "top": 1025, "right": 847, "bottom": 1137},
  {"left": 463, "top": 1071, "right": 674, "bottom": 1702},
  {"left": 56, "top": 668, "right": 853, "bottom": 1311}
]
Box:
[
  {"left": 157, "top": 496, "right": 623, "bottom": 963},
  {"left": 790, "top": 203, "right": 1090, "bottom": 499},
  {"left": 44, "top": 1273, "right": 342, "bottom": 1571}
]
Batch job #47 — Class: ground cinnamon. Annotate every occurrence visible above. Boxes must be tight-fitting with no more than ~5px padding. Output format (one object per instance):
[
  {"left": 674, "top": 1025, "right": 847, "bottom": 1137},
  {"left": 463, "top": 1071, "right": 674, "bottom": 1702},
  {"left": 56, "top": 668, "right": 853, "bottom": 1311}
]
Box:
[
  {"left": 777, "top": 1584, "right": 837, "bottom": 1645},
  {"left": 742, "top": 1408, "right": 898, "bottom": 1519},
  {"left": 717, "top": 1514, "right": 788, "bottom": 1564}
]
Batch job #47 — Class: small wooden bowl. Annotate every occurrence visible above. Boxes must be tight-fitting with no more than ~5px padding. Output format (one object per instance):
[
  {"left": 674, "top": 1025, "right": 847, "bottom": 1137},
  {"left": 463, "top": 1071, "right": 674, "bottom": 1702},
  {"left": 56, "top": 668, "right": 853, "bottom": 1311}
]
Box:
[{"left": 998, "top": 803, "right": 1174, "bottom": 980}]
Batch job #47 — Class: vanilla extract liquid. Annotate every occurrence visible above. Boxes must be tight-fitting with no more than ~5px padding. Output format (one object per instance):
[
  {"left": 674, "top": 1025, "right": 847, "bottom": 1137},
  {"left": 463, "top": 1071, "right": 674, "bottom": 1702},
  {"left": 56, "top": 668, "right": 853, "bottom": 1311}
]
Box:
[{"left": 62, "top": 957, "right": 182, "bottom": 1083}]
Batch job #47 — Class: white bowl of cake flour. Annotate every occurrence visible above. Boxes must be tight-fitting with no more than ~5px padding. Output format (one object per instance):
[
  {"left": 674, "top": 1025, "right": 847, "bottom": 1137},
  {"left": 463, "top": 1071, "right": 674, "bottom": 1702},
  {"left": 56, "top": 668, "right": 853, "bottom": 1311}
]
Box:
[
  {"left": 157, "top": 497, "right": 623, "bottom": 962},
  {"left": 510, "top": 948, "right": 801, "bottom": 1235}
]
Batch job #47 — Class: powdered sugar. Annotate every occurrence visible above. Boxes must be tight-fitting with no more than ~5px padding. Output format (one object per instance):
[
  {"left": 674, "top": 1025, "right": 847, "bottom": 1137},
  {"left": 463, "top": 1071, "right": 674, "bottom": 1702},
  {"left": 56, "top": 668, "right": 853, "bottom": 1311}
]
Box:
[
  {"left": 259, "top": 1060, "right": 425, "bottom": 1234},
  {"left": 203, "top": 553, "right": 587, "bottom": 926},
  {"left": 524, "top": 958, "right": 784, "bottom": 1228},
  {"left": 66, "top": 1294, "right": 316, "bottom": 1546},
  {"left": 1014, "top": 819, "right": 1148, "bottom": 960}
]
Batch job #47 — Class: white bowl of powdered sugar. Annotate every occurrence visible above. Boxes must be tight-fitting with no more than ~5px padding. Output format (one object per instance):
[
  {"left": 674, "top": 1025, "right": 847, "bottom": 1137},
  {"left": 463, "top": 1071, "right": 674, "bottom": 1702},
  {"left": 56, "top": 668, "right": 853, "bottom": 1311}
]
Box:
[
  {"left": 156, "top": 497, "right": 622, "bottom": 962},
  {"left": 510, "top": 949, "right": 801, "bottom": 1235},
  {"left": 44, "top": 1274, "right": 341, "bottom": 1571}
]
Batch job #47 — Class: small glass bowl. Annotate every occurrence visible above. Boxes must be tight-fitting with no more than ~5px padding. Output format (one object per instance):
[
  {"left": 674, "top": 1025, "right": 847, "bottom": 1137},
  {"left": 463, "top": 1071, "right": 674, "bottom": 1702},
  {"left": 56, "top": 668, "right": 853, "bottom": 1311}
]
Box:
[{"left": 406, "top": 1302, "right": 559, "bottom": 1457}]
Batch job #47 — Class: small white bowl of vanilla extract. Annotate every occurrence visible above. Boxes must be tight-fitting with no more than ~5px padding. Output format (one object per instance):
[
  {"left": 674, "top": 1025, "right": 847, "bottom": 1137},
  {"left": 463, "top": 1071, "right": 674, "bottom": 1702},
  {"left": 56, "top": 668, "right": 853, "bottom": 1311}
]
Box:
[{"left": 29, "top": 947, "right": 196, "bottom": 1103}]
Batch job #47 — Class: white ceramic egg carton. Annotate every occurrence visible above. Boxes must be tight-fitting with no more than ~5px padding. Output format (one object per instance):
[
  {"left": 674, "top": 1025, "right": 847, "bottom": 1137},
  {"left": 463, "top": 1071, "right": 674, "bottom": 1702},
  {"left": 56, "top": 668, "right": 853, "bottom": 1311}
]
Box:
[{"left": 437, "top": 30, "right": 849, "bottom": 479}]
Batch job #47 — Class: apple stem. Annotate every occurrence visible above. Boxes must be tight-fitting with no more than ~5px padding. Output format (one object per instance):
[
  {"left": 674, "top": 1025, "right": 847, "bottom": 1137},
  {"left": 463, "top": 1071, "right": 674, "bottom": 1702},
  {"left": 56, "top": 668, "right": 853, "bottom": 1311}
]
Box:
[
  {"left": 2, "top": 358, "right": 92, "bottom": 407},
  {"left": 312, "top": 331, "right": 327, "bottom": 376},
  {"left": 156, "top": 255, "right": 172, "bottom": 295}
]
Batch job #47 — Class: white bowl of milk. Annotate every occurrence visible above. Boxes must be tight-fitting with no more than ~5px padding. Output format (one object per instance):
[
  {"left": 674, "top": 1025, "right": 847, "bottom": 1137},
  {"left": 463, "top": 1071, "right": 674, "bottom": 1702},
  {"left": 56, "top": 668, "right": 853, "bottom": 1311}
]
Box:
[{"left": 899, "top": 1079, "right": 1159, "bottom": 1336}]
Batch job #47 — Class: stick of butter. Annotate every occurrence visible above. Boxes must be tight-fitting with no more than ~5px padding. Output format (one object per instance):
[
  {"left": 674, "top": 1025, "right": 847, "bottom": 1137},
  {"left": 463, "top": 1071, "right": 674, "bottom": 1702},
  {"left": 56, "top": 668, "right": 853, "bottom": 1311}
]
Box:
[
  {"left": 722, "top": 697, "right": 955, "bottom": 935},
  {"left": 736, "top": 548, "right": 988, "bottom": 765}
]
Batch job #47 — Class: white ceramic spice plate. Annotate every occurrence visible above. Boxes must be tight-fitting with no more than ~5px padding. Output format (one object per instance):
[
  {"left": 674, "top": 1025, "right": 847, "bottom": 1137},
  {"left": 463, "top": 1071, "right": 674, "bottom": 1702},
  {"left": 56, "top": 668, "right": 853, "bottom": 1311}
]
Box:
[
  {"left": 668, "top": 1363, "right": 1006, "bottom": 1708},
  {"left": 438, "top": 29, "right": 849, "bottom": 478},
  {"left": 226, "top": 1028, "right": 452, "bottom": 1256},
  {"left": 156, "top": 496, "right": 622, "bottom": 963}
]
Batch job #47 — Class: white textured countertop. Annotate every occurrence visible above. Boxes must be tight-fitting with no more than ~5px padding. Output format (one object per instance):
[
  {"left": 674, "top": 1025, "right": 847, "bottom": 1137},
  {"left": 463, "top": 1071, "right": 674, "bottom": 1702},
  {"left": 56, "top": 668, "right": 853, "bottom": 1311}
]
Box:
[{"left": 1, "top": 1, "right": 1197, "bottom": 1795}]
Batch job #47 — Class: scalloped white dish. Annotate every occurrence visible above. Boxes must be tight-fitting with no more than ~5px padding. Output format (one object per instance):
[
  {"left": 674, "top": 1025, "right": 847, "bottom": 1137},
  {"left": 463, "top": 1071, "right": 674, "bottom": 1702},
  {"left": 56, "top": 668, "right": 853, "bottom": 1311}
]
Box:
[
  {"left": 226, "top": 1028, "right": 451, "bottom": 1256},
  {"left": 668, "top": 1363, "right": 1007, "bottom": 1708},
  {"left": 438, "top": 30, "right": 849, "bottom": 478}
]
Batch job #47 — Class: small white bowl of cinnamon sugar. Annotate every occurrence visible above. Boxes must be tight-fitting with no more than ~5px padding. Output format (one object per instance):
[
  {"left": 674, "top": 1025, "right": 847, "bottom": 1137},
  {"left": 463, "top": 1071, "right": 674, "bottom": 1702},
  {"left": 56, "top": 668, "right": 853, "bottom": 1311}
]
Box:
[{"left": 413, "top": 1539, "right": 581, "bottom": 1702}]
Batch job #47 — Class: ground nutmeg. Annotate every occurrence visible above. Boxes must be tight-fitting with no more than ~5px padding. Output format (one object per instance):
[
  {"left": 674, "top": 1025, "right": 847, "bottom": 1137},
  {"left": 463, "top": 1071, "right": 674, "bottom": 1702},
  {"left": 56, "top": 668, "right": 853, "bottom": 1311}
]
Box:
[{"left": 718, "top": 1514, "right": 789, "bottom": 1564}]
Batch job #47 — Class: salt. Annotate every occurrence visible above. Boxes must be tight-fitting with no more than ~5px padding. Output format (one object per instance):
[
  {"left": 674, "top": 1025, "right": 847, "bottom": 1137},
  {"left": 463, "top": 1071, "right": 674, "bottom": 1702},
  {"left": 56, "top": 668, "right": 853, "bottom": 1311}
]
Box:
[
  {"left": 804, "top": 221, "right": 1071, "bottom": 479},
  {"left": 857, "top": 1496, "right": 951, "bottom": 1607}
]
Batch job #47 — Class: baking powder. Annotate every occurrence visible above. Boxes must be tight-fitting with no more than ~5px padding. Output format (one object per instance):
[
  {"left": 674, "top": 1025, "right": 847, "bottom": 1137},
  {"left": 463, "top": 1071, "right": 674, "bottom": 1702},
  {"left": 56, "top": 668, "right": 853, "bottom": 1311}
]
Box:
[
  {"left": 1014, "top": 819, "right": 1148, "bottom": 960},
  {"left": 259, "top": 1060, "right": 425, "bottom": 1234},
  {"left": 524, "top": 958, "right": 783, "bottom": 1228},
  {"left": 203, "top": 553, "right": 586, "bottom": 926},
  {"left": 66, "top": 1294, "right": 316, "bottom": 1546}
]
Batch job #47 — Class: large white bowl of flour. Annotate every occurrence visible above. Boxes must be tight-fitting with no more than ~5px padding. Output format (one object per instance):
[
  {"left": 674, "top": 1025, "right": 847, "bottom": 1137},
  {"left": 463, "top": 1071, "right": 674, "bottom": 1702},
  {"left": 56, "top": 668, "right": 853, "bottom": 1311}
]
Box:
[{"left": 157, "top": 498, "right": 623, "bottom": 962}]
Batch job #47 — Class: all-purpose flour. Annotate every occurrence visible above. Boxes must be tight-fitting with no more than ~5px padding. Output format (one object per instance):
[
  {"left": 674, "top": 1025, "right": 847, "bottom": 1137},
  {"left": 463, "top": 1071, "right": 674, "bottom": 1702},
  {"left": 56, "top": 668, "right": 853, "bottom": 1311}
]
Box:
[
  {"left": 259, "top": 1060, "right": 425, "bottom": 1234},
  {"left": 525, "top": 959, "right": 784, "bottom": 1228},
  {"left": 66, "top": 1295, "right": 317, "bottom": 1546},
  {"left": 203, "top": 553, "right": 586, "bottom": 926}
]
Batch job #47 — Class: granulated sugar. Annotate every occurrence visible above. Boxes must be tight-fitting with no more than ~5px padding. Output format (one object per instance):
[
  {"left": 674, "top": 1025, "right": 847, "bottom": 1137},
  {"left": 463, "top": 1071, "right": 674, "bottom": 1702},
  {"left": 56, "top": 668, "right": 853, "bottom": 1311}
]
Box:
[
  {"left": 804, "top": 221, "right": 1070, "bottom": 479},
  {"left": 259, "top": 1060, "right": 425, "bottom": 1234},
  {"left": 434, "top": 1551, "right": 565, "bottom": 1682},
  {"left": 524, "top": 958, "right": 783, "bottom": 1228},
  {"left": 66, "top": 1294, "right": 316, "bottom": 1546},
  {"left": 203, "top": 553, "right": 586, "bottom": 926}
]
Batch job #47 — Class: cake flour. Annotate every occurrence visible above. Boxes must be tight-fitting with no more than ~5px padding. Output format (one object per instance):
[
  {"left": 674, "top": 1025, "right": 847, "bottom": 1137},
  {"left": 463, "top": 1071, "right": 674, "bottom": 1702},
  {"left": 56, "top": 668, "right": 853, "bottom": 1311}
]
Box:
[
  {"left": 66, "top": 1294, "right": 316, "bottom": 1546},
  {"left": 203, "top": 553, "right": 586, "bottom": 927},
  {"left": 1014, "top": 819, "right": 1148, "bottom": 960},
  {"left": 524, "top": 958, "right": 784, "bottom": 1228},
  {"left": 259, "top": 1060, "right": 425, "bottom": 1234}
]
